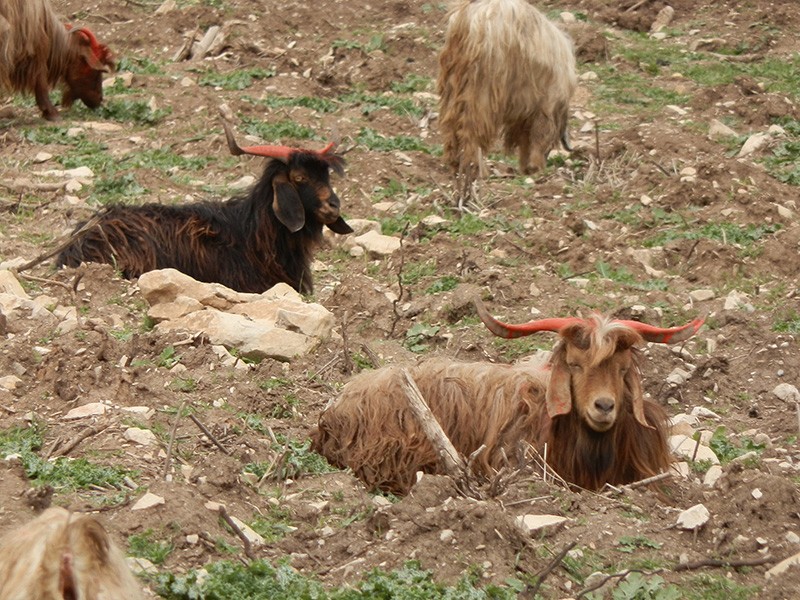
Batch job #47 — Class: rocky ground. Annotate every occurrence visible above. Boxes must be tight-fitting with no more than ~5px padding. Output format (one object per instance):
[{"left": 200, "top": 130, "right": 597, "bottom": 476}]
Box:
[{"left": 2, "top": 0, "right": 800, "bottom": 598}]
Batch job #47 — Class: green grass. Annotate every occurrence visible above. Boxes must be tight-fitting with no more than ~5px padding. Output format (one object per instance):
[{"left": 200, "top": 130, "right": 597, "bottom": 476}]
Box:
[
  {"left": 128, "top": 529, "right": 174, "bottom": 565},
  {"left": 157, "top": 559, "right": 517, "bottom": 600},
  {"left": 243, "top": 438, "right": 337, "bottom": 481},
  {"left": 199, "top": 68, "right": 276, "bottom": 90},
  {"left": 708, "top": 426, "right": 765, "bottom": 464},
  {"left": 245, "top": 94, "right": 339, "bottom": 114},
  {"left": 239, "top": 116, "right": 317, "bottom": 141},
  {"left": 644, "top": 221, "right": 781, "bottom": 249},
  {"left": 356, "top": 127, "right": 434, "bottom": 153}
]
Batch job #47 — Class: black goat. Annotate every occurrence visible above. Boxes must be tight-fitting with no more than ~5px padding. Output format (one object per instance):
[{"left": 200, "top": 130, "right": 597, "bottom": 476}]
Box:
[{"left": 56, "top": 121, "right": 353, "bottom": 294}]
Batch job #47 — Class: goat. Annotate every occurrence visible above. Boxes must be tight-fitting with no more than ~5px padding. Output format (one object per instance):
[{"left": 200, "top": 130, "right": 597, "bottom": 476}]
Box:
[
  {"left": 0, "top": 0, "right": 115, "bottom": 121},
  {"left": 312, "top": 302, "right": 703, "bottom": 494},
  {"left": 437, "top": 0, "right": 577, "bottom": 187},
  {"left": 56, "top": 120, "right": 353, "bottom": 294},
  {"left": 0, "top": 507, "right": 144, "bottom": 600}
]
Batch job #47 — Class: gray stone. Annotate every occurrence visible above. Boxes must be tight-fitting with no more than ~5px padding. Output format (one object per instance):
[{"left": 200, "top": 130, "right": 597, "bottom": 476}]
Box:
[
  {"left": 773, "top": 383, "right": 800, "bottom": 403},
  {"left": 0, "top": 270, "right": 28, "bottom": 298},
  {"left": 765, "top": 550, "right": 800, "bottom": 579},
  {"left": 515, "top": 514, "right": 568, "bottom": 536},
  {"left": 739, "top": 133, "right": 769, "bottom": 157},
  {"left": 123, "top": 427, "right": 158, "bottom": 446},
  {"left": 131, "top": 492, "right": 165, "bottom": 511},
  {"left": 353, "top": 230, "right": 401, "bottom": 256},
  {"left": 63, "top": 403, "right": 107, "bottom": 419},
  {"left": 676, "top": 504, "right": 710, "bottom": 530}
]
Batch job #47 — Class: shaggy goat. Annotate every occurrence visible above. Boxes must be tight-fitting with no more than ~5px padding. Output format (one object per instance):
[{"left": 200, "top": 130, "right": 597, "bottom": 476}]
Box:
[
  {"left": 437, "top": 0, "right": 577, "bottom": 186},
  {"left": 312, "top": 303, "right": 703, "bottom": 494},
  {"left": 56, "top": 120, "right": 353, "bottom": 294},
  {"left": 0, "top": 507, "right": 144, "bottom": 600},
  {"left": 0, "top": 0, "right": 115, "bottom": 120}
]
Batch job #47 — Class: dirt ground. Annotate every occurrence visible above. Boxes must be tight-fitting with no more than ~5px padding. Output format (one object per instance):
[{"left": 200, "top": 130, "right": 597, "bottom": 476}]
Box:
[{"left": 2, "top": 0, "right": 800, "bottom": 598}]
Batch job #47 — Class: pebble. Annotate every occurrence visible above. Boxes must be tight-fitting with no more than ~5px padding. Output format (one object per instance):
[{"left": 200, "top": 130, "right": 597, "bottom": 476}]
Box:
[
  {"left": 773, "top": 383, "right": 800, "bottom": 403},
  {"left": 676, "top": 504, "right": 710, "bottom": 530},
  {"left": 131, "top": 492, "right": 165, "bottom": 511}
]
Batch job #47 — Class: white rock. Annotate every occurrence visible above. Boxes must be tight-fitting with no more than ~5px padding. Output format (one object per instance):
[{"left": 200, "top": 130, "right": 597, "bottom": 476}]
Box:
[
  {"left": 0, "top": 270, "right": 28, "bottom": 298},
  {"left": 666, "top": 368, "right": 691, "bottom": 385},
  {"left": 568, "top": 278, "right": 590, "bottom": 288},
  {"left": 708, "top": 119, "right": 737, "bottom": 138},
  {"left": 186, "top": 534, "right": 199, "bottom": 545},
  {"left": 680, "top": 167, "right": 697, "bottom": 177},
  {"left": 786, "top": 532, "right": 800, "bottom": 544},
  {"left": 515, "top": 514, "right": 568, "bottom": 536},
  {"left": 773, "top": 383, "right": 800, "bottom": 403},
  {"left": 703, "top": 465, "right": 723, "bottom": 488},
  {"left": 669, "top": 435, "right": 720, "bottom": 464},
  {"left": 63, "top": 403, "right": 107, "bottom": 419},
  {"left": 752, "top": 488, "right": 763, "bottom": 500},
  {"left": 353, "top": 230, "right": 401, "bottom": 256},
  {"left": 724, "top": 290, "right": 750, "bottom": 311},
  {"left": 579, "top": 71, "right": 598, "bottom": 81},
  {"left": 650, "top": 5, "right": 674, "bottom": 31},
  {"left": 671, "top": 461, "right": 690, "bottom": 479},
  {"left": 640, "top": 194, "right": 653, "bottom": 206},
  {"left": 123, "top": 427, "right": 158, "bottom": 446},
  {"left": 121, "top": 406, "right": 155, "bottom": 419},
  {"left": 776, "top": 203, "right": 794, "bottom": 219},
  {"left": 739, "top": 133, "right": 769, "bottom": 157},
  {"left": 676, "top": 504, "right": 710, "bottom": 530},
  {"left": 560, "top": 11, "right": 575, "bottom": 23},
  {"left": 229, "top": 515, "right": 265, "bottom": 546},
  {"left": 126, "top": 557, "right": 157, "bottom": 575},
  {"left": 765, "top": 550, "right": 800, "bottom": 579},
  {"left": 0, "top": 375, "right": 22, "bottom": 391},
  {"left": 230, "top": 175, "right": 256, "bottom": 190},
  {"left": 440, "top": 529, "right": 455, "bottom": 542},
  {"left": 372, "top": 495, "right": 392, "bottom": 508},
  {"left": 131, "top": 492, "right": 165, "bottom": 511},
  {"left": 690, "top": 406, "right": 721, "bottom": 419},
  {"left": 689, "top": 289, "right": 715, "bottom": 302},
  {"left": 666, "top": 105, "right": 688, "bottom": 116},
  {"left": 33, "top": 152, "right": 53, "bottom": 163}
]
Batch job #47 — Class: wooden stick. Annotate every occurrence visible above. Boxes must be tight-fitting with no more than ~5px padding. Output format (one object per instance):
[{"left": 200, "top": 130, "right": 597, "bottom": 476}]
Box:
[
  {"left": 188, "top": 414, "right": 230, "bottom": 455},
  {"left": 360, "top": 343, "right": 381, "bottom": 369},
  {"left": 48, "top": 425, "right": 107, "bottom": 459},
  {"left": 218, "top": 505, "right": 255, "bottom": 560},
  {"left": 673, "top": 555, "right": 773, "bottom": 572},
  {"left": 526, "top": 541, "right": 577, "bottom": 599},
  {"left": 163, "top": 401, "right": 186, "bottom": 478},
  {"left": 400, "top": 369, "right": 467, "bottom": 477}
]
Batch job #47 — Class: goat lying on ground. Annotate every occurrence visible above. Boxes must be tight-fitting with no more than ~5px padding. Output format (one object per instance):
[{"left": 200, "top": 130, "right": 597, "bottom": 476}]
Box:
[
  {"left": 0, "top": 507, "right": 144, "bottom": 600},
  {"left": 437, "top": 0, "right": 577, "bottom": 188},
  {"left": 312, "top": 302, "right": 703, "bottom": 494},
  {"left": 57, "top": 120, "right": 353, "bottom": 294},
  {"left": 0, "top": 0, "right": 115, "bottom": 120}
]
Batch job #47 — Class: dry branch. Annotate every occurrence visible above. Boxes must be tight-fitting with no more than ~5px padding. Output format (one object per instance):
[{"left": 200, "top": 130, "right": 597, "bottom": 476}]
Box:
[
  {"left": 673, "top": 555, "right": 774, "bottom": 572},
  {"left": 188, "top": 414, "right": 230, "bottom": 455},
  {"left": 218, "top": 505, "right": 255, "bottom": 561}
]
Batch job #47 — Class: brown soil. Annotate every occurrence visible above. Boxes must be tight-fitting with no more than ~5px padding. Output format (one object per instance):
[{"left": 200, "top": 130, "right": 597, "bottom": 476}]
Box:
[{"left": 1, "top": 0, "right": 800, "bottom": 598}]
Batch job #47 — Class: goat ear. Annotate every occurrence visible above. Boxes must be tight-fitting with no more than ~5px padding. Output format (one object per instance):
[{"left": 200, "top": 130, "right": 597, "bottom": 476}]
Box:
[
  {"left": 545, "top": 352, "right": 572, "bottom": 418},
  {"left": 326, "top": 217, "right": 353, "bottom": 234},
  {"left": 272, "top": 173, "right": 305, "bottom": 232},
  {"left": 626, "top": 366, "right": 653, "bottom": 429}
]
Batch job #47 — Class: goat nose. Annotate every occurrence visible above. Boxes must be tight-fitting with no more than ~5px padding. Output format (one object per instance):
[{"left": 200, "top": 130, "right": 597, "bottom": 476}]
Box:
[{"left": 594, "top": 397, "right": 615, "bottom": 415}]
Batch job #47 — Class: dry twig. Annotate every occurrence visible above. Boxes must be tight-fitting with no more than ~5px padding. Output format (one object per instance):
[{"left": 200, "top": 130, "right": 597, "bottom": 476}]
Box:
[
  {"left": 218, "top": 505, "right": 255, "bottom": 561},
  {"left": 524, "top": 541, "right": 577, "bottom": 599},
  {"left": 188, "top": 414, "right": 230, "bottom": 455}
]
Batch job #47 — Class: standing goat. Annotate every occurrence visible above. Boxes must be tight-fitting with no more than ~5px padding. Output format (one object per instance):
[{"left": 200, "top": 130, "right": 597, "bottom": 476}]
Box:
[
  {"left": 312, "top": 302, "right": 703, "bottom": 494},
  {"left": 0, "top": 507, "right": 144, "bottom": 600},
  {"left": 437, "top": 0, "right": 577, "bottom": 188},
  {"left": 0, "top": 0, "right": 115, "bottom": 120},
  {"left": 57, "top": 120, "right": 353, "bottom": 294}
]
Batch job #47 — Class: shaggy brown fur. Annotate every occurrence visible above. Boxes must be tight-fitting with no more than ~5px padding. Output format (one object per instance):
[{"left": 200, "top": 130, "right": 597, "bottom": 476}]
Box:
[
  {"left": 437, "top": 0, "right": 577, "bottom": 184},
  {"left": 312, "top": 316, "right": 673, "bottom": 495},
  {"left": 0, "top": 0, "right": 114, "bottom": 120},
  {"left": 0, "top": 507, "right": 144, "bottom": 600},
  {"left": 56, "top": 151, "right": 352, "bottom": 294}
]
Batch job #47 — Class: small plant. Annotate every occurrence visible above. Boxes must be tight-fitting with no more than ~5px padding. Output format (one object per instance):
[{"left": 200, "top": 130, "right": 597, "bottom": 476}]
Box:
[
  {"left": 170, "top": 377, "right": 197, "bottom": 393},
  {"left": 425, "top": 276, "right": 460, "bottom": 295},
  {"left": 244, "top": 438, "right": 337, "bottom": 481},
  {"left": 617, "top": 535, "right": 662, "bottom": 554},
  {"left": 248, "top": 505, "right": 295, "bottom": 542},
  {"left": 92, "top": 98, "right": 172, "bottom": 125},
  {"left": 128, "top": 529, "right": 174, "bottom": 565},
  {"left": 240, "top": 116, "right": 316, "bottom": 141},
  {"left": 403, "top": 323, "right": 441, "bottom": 353},
  {"left": 158, "top": 345, "right": 181, "bottom": 369},
  {"left": 708, "top": 426, "right": 765, "bottom": 464},
  {"left": 356, "top": 127, "right": 433, "bottom": 153}
]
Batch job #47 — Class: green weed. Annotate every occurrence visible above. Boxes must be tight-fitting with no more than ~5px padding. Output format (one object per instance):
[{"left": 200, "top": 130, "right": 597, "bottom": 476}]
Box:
[
  {"left": 128, "top": 529, "right": 174, "bottom": 565},
  {"left": 425, "top": 276, "right": 460, "bottom": 295},
  {"left": 244, "top": 438, "right": 337, "bottom": 480},
  {"left": 708, "top": 426, "right": 764, "bottom": 464},
  {"left": 158, "top": 346, "right": 181, "bottom": 369},
  {"left": 91, "top": 98, "right": 172, "bottom": 125},
  {"left": 170, "top": 377, "right": 197, "bottom": 393},
  {"left": 240, "top": 116, "right": 316, "bottom": 141},
  {"left": 404, "top": 323, "right": 441, "bottom": 353},
  {"left": 356, "top": 127, "right": 433, "bottom": 153}
]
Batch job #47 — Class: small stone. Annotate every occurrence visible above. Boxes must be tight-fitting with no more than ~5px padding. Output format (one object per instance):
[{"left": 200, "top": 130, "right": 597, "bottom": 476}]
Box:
[
  {"left": 676, "top": 504, "right": 710, "bottom": 530},
  {"left": 689, "top": 289, "right": 715, "bottom": 302},
  {"left": 708, "top": 119, "right": 737, "bottom": 138},
  {"left": 515, "top": 514, "right": 568, "bottom": 536},
  {"left": 786, "top": 532, "right": 800, "bottom": 544},
  {"left": 126, "top": 557, "right": 157, "bottom": 575},
  {"left": 703, "top": 465, "right": 723, "bottom": 488},
  {"left": 560, "top": 11, "right": 575, "bottom": 23},
  {"left": 739, "top": 133, "right": 769, "bottom": 157},
  {"left": 765, "top": 551, "right": 800, "bottom": 579},
  {"left": 33, "top": 152, "right": 53, "bottom": 163},
  {"left": 186, "top": 534, "right": 199, "bottom": 545},
  {"left": 63, "top": 403, "right": 107, "bottom": 419},
  {"left": 752, "top": 488, "right": 763, "bottom": 500},
  {"left": 123, "top": 427, "right": 158, "bottom": 446},
  {"left": 773, "top": 383, "right": 800, "bottom": 403},
  {"left": 131, "top": 492, "right": 165, "bottom": 511},
  {"left": 440, "top": 529, "right": 455, "bottom": 542}
]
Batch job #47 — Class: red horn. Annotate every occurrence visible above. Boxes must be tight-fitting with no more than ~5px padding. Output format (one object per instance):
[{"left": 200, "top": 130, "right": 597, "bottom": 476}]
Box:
[
  {"left": 220, "top": 116, "right": 338, "bottom": 162},
  {"left": 614, "top": 317, "right": 705, "bottom": 344},
  {"left": 474, "top": 299, "right": 580, "bottom": 339}
]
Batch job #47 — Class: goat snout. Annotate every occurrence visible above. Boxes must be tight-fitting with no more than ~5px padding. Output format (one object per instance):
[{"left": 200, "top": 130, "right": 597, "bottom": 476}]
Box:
[
  {"left": 315, "top": 192, "right": 342, "bottom": 224},
  {"left": 587, "top": 395, "right": 617, "bottom": 431}
]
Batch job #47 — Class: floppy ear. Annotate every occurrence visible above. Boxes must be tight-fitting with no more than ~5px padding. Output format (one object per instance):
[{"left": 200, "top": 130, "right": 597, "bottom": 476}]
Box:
[
  {"left": 625, "top": 365, "right": 653, "bottom": 429},
  {"left": 545, "top": 348, "right": 572, "bottom": 418},
  {"left": 272, "top": 172, "right": 305, "bottom": 232},
  {"left": 326, "top": 217, "right": 353, "bottom": 234}
]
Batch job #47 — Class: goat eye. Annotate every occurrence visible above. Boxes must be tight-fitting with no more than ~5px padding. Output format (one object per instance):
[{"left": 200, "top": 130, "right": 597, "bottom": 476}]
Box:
[{"left": 292, "top": 174, "right": 306, "bottom": 183}]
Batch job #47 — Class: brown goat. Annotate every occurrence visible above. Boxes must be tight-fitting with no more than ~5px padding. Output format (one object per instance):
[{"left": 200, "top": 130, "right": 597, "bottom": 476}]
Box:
[
  {"left": 437, "top": 0, "right": 577, "bottom": 188},
  {"left": 0, "top": 0, "right": 115, "bottom": 120},
  {"left": 0, "top": 507, "right": 144, "bottom": 600},
  {"left": 312, "top": 305, "right": 703, "bottom": 494},
  {"left": 56, "top": 120, "right": 353, "bottom": 294}
]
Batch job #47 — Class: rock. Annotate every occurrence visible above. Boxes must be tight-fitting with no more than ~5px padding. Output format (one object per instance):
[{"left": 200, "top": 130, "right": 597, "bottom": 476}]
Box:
[
  {"left": 0, "top": 375, "right": 22, "bottom": 391},
  {"left": 666, "top": 105, "right": 688, "bottom": 117},
  {"left": 650, "top": 6, "right": 674, "bottom": 32},
  {"left": 147, "top": 295, "right": 204, "bottom": 321},
  {"left": 708, "top": 119, "right": 737, "bottom": 138},
  {"left": 738, "top": 133, "right": 769, "bottom": 157},
  {"left": 786, "top": 532, "right": 800, "bottom": 544},
  {"left": 689, "top": 289, "right": 715, "bottom": 302},
  {"left": 669, "top": 435, "right": 720, "bottom": 464},
  {"left": 765, "top": 550, "right": 800, "bottom": 579},
  {"left": 703, "top": 465, "right": 723, "bottom": 488},
  {"left": 126, "top": 556, "right": 158, "bottom": 575},
  {"left": 690, "top": 38, "right": 728, "bottom": 52},
  {"left": 33, "top": 152, "right": 53, "bottom": 163},
  {"left": 155, "top": 0, "right": 177, "bottom": 14},
  {"left": 353, "top": 230, "right": 401, "bottom": 256},
  {"left": 560, "top": 11, "right": 575, "bottom": 24},
  {"left": 229, "top": 515, "right": 265, "bottom": 546},
  {"left": 230, "top": 175, "right": 256, "bottom": 190},
  {"left": 724, "top": 290, "right": 754, "bottom": 312},
  {"left": 676, "top": 504, "right": 710, "bottom": 530},
  {"left": 666, "top": 368, "right": 691, "bottom": 385},
  {"left": 690, "top": 406, "right": 721, "bottom": 419},
  {"left": 131, "top": 492, "right": 165, "bottom": 511},
  {"left": 0, "top": 270, "right": 28, "bottom": 298},
  {"left": 63, "top": 403, "right": 107, "bottom": 419},
  {"left": 515, "top": 514, "right": 568, "bottom": 536},
  {"left": 773, "top": 383, "right": 800, "bottom": 403},
  {"left": 440, "top": 529, "right": 455, "bottom": 542},
  {"left": 123, "top": 427, "right": 158, "bottom": 446},
  {"left": 671, "top": 461, "right": 690, "bottom": 478}
]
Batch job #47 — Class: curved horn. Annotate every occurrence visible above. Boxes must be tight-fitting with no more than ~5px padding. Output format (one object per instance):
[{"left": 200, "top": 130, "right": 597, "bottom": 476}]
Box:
[
  {"left": 614, "top": 316, "right": 705, "bottom": 344},
  {"left": 219, "top": 115, "right": 339, "bottom": 163},
  {"left": 474, "top": 299, "right": 580, "bottom": 339}
]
